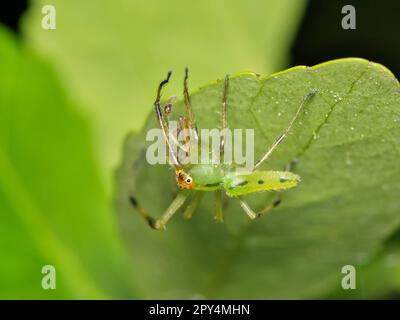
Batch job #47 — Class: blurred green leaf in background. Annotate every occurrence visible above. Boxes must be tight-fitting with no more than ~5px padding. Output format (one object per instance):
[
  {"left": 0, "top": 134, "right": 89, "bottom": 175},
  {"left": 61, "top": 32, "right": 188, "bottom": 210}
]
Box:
[{"left": 0, "top": 26, "right": 136, "bottom": 299}]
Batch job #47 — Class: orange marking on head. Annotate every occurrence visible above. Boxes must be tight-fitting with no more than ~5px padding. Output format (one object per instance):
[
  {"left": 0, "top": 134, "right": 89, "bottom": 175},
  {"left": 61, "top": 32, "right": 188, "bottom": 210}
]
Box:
[{"left": 175, "top": 169, "right": 195, "bottom": 189}]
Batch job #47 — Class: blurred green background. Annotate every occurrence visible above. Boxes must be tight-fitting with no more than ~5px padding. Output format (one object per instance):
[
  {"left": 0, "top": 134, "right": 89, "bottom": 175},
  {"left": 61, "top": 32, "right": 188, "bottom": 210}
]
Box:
[{"left": 0, "top": 0, "right": 399, "bottom": 299}]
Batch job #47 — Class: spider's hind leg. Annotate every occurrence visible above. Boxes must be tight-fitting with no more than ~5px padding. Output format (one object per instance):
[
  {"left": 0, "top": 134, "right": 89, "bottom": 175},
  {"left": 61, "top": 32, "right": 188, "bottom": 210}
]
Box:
[
  {"left": 238, "top": 196, "right": 282, "bottom": 220},
  {"left": 238, "top": 158, "right": 301, "bottom": 220}
]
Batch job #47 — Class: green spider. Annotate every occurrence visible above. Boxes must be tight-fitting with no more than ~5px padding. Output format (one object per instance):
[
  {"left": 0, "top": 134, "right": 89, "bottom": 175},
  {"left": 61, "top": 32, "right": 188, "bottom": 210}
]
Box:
[{"left": 129, "top": 68, "right": 317, "bottom": 230}]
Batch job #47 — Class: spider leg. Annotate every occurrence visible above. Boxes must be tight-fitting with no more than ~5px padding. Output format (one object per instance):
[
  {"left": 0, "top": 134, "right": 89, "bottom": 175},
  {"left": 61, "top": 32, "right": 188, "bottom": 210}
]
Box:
[
  {"left": 236, "top": 158, "right": 299, "bottom": 220},
  {"left": 161, "top": 96, "right": 191, "bottom": 163},
  {"left": 253, "top": 88, "right": 317, "bottom": 170},
  {"left": 220, "top": 74, "right": 229, "bottom": 152},
  {"left": 154, "top": 71, "right": 181, "bottom": 168},
  {"left": 285, "top": 158, "right": 299, "bottom": 172},
  {"left": 237, "top": 195, "right": 282, "bottom": 220}
]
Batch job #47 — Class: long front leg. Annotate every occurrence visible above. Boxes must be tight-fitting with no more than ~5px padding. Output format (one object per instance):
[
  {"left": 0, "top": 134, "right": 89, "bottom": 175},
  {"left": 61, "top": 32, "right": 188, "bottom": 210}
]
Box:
[
  {"left": 129, "top": 191, "right": 189, "bottom": 230},
  {"left": 154, "top": 71, "right": 181, "bottom": 167}
]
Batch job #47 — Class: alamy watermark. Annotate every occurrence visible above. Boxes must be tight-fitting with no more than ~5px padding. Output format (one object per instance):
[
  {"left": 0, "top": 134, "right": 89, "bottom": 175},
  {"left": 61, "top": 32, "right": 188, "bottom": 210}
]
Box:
[
  {"left": 41, "top": 264, "right": 56, "bottom": 290},
  {"left": 41, "top": 5, "right": 56, "bottom": 30},
  {"left": 341, "top": 264, "right": 356, "bottom": 290},
  {"left": 145, "top": 121, "right": 255, "bottom": 172},
  {"left": 341, "top": 5, "right": 356, "bottom": 30}
]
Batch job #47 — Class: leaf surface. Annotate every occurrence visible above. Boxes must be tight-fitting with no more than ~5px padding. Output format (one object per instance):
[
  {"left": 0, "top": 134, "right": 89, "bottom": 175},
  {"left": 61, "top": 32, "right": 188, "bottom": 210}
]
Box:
[{"left": 116, "top": 58, "right": 400, "bottom": 298}]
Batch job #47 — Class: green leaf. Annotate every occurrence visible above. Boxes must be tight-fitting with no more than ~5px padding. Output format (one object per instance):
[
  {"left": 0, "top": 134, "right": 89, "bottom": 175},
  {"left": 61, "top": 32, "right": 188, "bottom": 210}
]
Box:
[
  {"left": 0, "top": 26, "right": 136, "bottom": 298},
  {"left": 115, "top": 58, "right": 400, "bottom": 299},
  {"left": 22, "top": 0, "right": 306, "bottom": 176}
]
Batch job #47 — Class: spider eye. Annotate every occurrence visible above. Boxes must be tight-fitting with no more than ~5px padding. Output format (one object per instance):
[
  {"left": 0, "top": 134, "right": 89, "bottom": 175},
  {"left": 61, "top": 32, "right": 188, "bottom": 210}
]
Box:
[{"left": 186, "top": 178, "right": 192, "bottom": 183}]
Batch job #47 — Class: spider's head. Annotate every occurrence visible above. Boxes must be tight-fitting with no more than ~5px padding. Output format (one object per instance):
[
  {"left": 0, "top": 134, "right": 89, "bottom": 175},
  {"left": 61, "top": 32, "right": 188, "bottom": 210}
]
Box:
[{"left": 175, "top": 169, "right": 195, "bottom": 190}]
